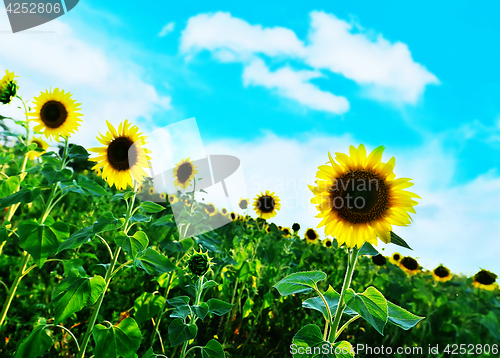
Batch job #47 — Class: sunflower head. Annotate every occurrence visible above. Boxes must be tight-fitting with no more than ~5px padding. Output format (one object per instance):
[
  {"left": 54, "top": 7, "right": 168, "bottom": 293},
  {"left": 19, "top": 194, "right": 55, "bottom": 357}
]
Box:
[
  {"left": 292, "top": 223, "right": 300, "bottom": 232},
  {"left": 159, "top": 192, "right": 166, "bottom": 200},
  {"left": 432, "top": 265, "right": 452, "bottom": 283},
  {"left": 282, "top": 227, "right": 291, "bottom": 238},
  {"left": 229, "top": 212, "right": 239, "bottom": 221},
  {"left": 148, "top": 187, "right": 155, "bottom": 195},
  {"left": 472, "top": 269, "right": 498, "bottom": 291},
  {"left": 185, "top": 199, "right": 192, "bottom": 207},
  {"left": 89, "top": 120, "right": 151, "bottom": 191},
  {"left": 399, "top": 256, "right": 420, "bottom": 275},
  {"left": 309, "top": 144, "right": 420, "bottom": 249},
  {"left": 27, "top": 137, "right": 49, "bottom": 160},
  {"left": 28, "top": 88, "right": 82, "bottom": 140},
  {"left": 371, "top": 254, "right": 387, "bottom": 266},
  {"left": 238, "top": 198, "right": 249, "bottom": 210},
  {"left": 205, "top": 203, "right": 217, "bottom": 217},
  {"left": 173, "top": 158, "right": 198, "bottom": 190},
  {"left": 253, "top": 190, "right": 281, "bottom": 220},
  {"left": 0, "top": 70, "right": 18, "bottom": 105},
  {"left": 304, "top": 228, "right": 319, "bottom": 244},
  {"left": 323, "top": 238, "right": 333, "bottom": 249},
  {"left": 220, "top": 207, "right": 229, "bottom": 216},
  {"left": 168, "top": 194, "right": 178, "bottom": 204},
  {"left": 186, "top": 249, "right": 214, "bottom": 277},
  {"left": 389, "top": 252, "right": 402, "bottom": 265}
]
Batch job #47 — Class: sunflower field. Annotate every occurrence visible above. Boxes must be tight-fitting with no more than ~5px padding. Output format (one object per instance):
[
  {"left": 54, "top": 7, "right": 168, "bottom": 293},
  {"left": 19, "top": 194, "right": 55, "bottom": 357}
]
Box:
[{"left": 1, "top": 72, "right": 499, "bottom": 358}]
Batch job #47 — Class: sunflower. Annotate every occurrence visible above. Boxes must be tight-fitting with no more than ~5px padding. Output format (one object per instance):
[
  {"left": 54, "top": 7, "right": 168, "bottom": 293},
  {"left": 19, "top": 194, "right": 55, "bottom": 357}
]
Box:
[
  {"left": 173, "top": 157, "right": 198, "bottom": 190},
  {"left": 185, "top": 199, "right": 192, "bottom": 207},
  {"left": 323, "top": 238, "right": 333, "bottom": 249},
  {"left": 27, "top": 137, "right": 49, "bottom": 160},
  {"left": 148, "top": 187, "right": 155, "bottom": 195},
  {"left": 265, "top": 225, "right": 271, "bottom": 233},
  {"left": 292, "top": 223, "right": 300, "bottom": 232},
  {"left": 472, "top": 269, "right": 498, "bottom": 291},
  {"left": 432, "top": 265, "right": 452, "bottom": 283},
  {"left": 205, "top": 203, "right": 218, "bottom": 217},
  {"left": 238, "top": 198, "right": 249, "bottom": 210},
  {"left": 309, "top": 144, "right": 420, "bottom": 249},
  {"left": 399, "top": 256, "right": 420, "bottom": 275},
  {"left": 220, "top": 207, "right": 229, "bottom": 217},
  {"left": 28, "top": 88, "right": 82, "bottom": 140},
  {"left": 89, "top": 120, "right": 151, "bottom": 190},
  {"left": 304, "top": 228, "right": 319, "bottom": 244},
  {"left": 229, "top": 212, "right": 239, "bottom": 221},
  {"left": 371, "top": 254, "right": 387, "bottom": 266},
  {"left": 0, "top": 70, "right": 18, "bottom": 105},
  {"left": 282, "top": 227, "right": 291, "bottom": 238},
  {"left": 168, "top": 194, "right": 178, "bottom": 204},
  {"left": 159, "top": 192, "right": 166, "bottom": 200},
  {"left": 253, "top": 190, "right": 281, "bottom": 220},
  {"left": 389, "top": 252, "right": 402, "bottom": 265}
]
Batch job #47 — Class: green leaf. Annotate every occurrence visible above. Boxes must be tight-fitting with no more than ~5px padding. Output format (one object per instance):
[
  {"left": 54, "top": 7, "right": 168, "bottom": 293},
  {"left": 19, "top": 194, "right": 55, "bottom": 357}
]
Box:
[
  {"left": 89, "top": 275, "right": 106, "bottom": 305},
  {"left": 160, "top": 238, "right": 193, "bottom": 253},
  {"left": 18, "top": 221, "right": 59, "bottom": 267},
  {"left": 51, "top": 277, "right": 92, "bottom": 324},
  {"left": 142, "top": 348, "right": 158, "bottom": 358},
  {"left": 152, "top": 214, "right": 176, "bottom": 227},
  {"left": 345, "top": 286, "right": 388, "bottom": 335},
  {"left": 115, "top": 231, "right": 148, "bottom": 258},
  {"left": 168, "top": 318, "right": 198, "bottom": 347},
  {"left": 63, "top": 258, "right": 87, "bottom": 278},
  {"left": 57, "top": 226, "right": 93, "bottom": 253},
  {"left": 202, "top": 280, "right": 218, "bottom": 292},
  {"left": 68, "top": 144, "right": 89, "bottom": 159},
  {"left": 273, "top": 271, "right": 327, "bottom": 296},
  {"left": 390, "top": 231, "right": 412, "bottom": 250},
  {"left": 386, "top": 301, "right": 424, "bottom": 330},
  {"left": 49, "top": 221, "right": 70, "bottom": 242},
  {"left": 92, "top": 317, "right": 143, "bottom": 358},
  {"left": 140, "top": 201, "right": 165, "bottom": 213},
  {"left": 201, "top": 339, "right": 226, "bottom": 358},
  {"left": 357, "top": 241, "right": 379, "bottom": 257},
  {"left": 480, "top": 311, "right": 500, "bottom": 340},
  {"left": 134, "top": 292, "right": 166, "bottom": 324},
  {"left": 130, "top": 214, "right": 152, "bottom": 224},
  {"left": 242, "top": 297, "right": 254, "bottom": 318},
  {"left": 59, "top": 180, "right": 85, "bottom": 195},
  {"left": 93, "top": 212, "right": 125, "bottom": 233},
  {"left": 134, "top": 248, "right": 178, "bottom": 275},
  {"left": 0, "top": 226, "right": 8, "bottom": 243},
  {"left": 302, "top": 285, "right": 357, "bottom": 321},
  {"left": 167, "top": 296, "right": 190, "bottom": 307},
  {"left": 78, "top": 175, "right": 109, "bottom": 196},
  {"left": 14, "top": 325, "right": 53, "bottom": 358},
  {"left": 0, "top": 175, "right": 20, "bottom": 197},
  {"left": 207, "top": 298, "right": 233, "bottom": 316},
  {"left": 292, "top": 324, "right": 332, "bottom": 357},
  {"left": 111, "top": 191, "right": 135, "bottom": 202},
  {"left": 193, "top": 302, "right": 209, "bottom": 320},
  {"left": 170, "top": 304, "right": 191, "bottom": 320},
  {"left": 0, "top": 187, "right": 41, "bottom": 209}
]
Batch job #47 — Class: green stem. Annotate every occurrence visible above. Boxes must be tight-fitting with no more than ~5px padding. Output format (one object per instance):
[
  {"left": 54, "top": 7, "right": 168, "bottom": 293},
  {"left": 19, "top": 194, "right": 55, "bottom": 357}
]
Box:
[
  {"left": 149, "top": 272, "right": 175, "bottom": 349},
  {"left": 328, "top": 247, "right": 358, "bottom": 343},
  {"left": 180, "top": 276, "right": 204, "bottom": 358},
  {"left": 334, "top": 315, "right": 360, "bottom": 340},
  {"left": 0, "top": 252, "right": 29, "bottom": 328},
  {"left": 45, "top": 324, "right": 81, "bottom": 350}
]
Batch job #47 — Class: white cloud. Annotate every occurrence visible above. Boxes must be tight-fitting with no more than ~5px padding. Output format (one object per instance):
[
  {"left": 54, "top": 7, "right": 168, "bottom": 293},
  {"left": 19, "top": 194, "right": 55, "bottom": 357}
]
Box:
[
  {"left": 206, "top": 133, "right": 500, "bottom": 276},
  {"left": 159, "top": 22, "right": 175, "bottom": 37},
  {"left": 181, "top": 12, "right": 305, "bottom": 61},
  {"left": 242, "top": 59, "right": 349, "bottom": 114},
  {"left": 305, "top": 11, "right": 439, "bottom": 104},
  {"left": 180, "top": 11, "right": 438, "bottom": 111},
  {"left": 0, "top": 15, "right": 171, "bottom": 147}
]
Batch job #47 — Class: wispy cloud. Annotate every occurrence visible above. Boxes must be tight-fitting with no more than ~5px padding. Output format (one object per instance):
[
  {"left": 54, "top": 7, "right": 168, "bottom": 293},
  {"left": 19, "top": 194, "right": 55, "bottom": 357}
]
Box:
[{"left": 159, "top": 22, "right": 175, "bottom": 37}]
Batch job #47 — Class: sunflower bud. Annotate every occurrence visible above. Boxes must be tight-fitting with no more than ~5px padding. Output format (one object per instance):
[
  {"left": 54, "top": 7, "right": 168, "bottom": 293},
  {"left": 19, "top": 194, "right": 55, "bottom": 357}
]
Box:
[
  {"left": 292, "top": 223, "right": 300, "bottom": 232},
  {"left": 187, "top": 249, "right": 212, "bottom": 277},
  {"left": 0, "top": 70, "right": 19, "bottom": 105}
]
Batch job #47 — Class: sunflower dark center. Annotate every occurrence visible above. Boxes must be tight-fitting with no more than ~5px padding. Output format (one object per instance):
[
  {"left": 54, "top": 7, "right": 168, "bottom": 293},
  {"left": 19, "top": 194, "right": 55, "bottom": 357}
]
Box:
[
  {"left": 283, "top": 228, "right": 290, "bottom": 236},
  {"left": 329, "top": 170, "right": 388, "bottom": 224},
  {"left": 207, "top": 205, "right": 215, "bottom": 213},
  {"left": 393, "top": 253, "right": 401, "bottom": 261},
  {"left": 230, "top": 213, "right": 237, "bottom": 220},
  {"left": 32, "top": 140, "right": 43, "bottom": 149},
  {"left": 177, "top": 162, "right": 193, "bottom": 183},
  {"left": 292, "top": 223, "right": 300, "bottom": 231},
  {"left": 40, "top": 101, "right": 68, "bottom": 128},
  {"left": 257, "top": 195, "right": 275, "bottom": 213},
  {"left": 107, "top": 136, "right": 137, "bottom": 171},
  {"left": 401, "top": 257, "right": 418, "bottom": 271},
  {"left": 325, "top": 240, "right": 332, "bottom": 247},
  {"left": 239, "top": 200, "right": 248, "bottom": 210},
  {"left": 306, "top": 229, "right": 317, "bottom": 241},
  {"left": 372, "top": 254, "right": 387, "bottom": 266},
  {"left": 434, "top": 266, "right": 449, "bottom": 278},
  {"left": 474, "top": 270, "right": 497, "bottom": 285}
]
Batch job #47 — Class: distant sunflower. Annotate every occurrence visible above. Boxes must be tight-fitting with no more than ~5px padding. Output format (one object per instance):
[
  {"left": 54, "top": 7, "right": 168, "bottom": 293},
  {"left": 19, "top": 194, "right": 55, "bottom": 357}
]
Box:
[
  {"left": 305, "top": 228, "right": 319, "bottom": 244},
  {"left": 0, "top": 70, "right": 18, "bottom": 105},
  {"left": 309, "top": 144, "right": 420, "bottom": 249},
  {"left": 185, "top": 199, "right": 192, "bottom": 207},
  {"left": 159, "top": 192, "right": 166, "bottom": 200},
  {"left": 399, "top": 256, "right": 420, "bottom": 275},
  {"left": 205, "top": 203, "right": 217, "bottom": 217},
  {"left": 433, "top": 265, "right": 452, "bottom": 283},
  {"left": 148, "top": 187, "right": 155, "bottom": 195},
  {"left": 472, "top": 269, "right": 498, "bottom": 291},
  {"left": 265, "top": 225, "right": 271, "bottom": 233},
  {"left": 173, "top": 157, "right": 198, "bottom": 190},
  {"left": 323, "top": 238, "right": 333, "bottom": 249},
  {"left": 28, "top": 88, "right": 82, "bottom": 140},
  {"left": 27, "top": 137, "right": 49, "bottom": 160},
  {"left": 238, "top": 198, "right": 249, "bottom": 210},
  {"left": 389, "top": 252, "right": 402, "bottom": 265},
  {"left": 292, "top": 223, "right": 300, "bottom": 232},
  {"left": 229, "top": 212, "right": 239, "bottom": 221},
  {"left": 168, "top": 194, "right": 178, "bottom": 204},
  {"left": 89, "top": 120, "right": 151, "bottom": 190},
  {"left": 282, "top": 227, "right": 291, "bottom": 238},
  {"left": 371, "top": 254, "right": 387, "bottom": 266},
  {"left": 220, "top": 207, "right": 229, "bottom": 217},
  {"left": 253, "top": 190, "right": 281, "bottom": 219}
]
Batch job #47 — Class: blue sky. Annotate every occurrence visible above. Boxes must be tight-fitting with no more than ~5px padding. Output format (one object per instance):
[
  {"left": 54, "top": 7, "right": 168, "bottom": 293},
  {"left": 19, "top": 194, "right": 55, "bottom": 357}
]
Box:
[{"left": 1, "top": 0, "right": 500, "bottom": 276}]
